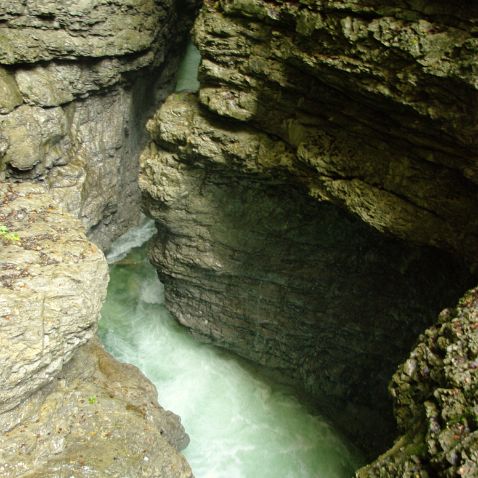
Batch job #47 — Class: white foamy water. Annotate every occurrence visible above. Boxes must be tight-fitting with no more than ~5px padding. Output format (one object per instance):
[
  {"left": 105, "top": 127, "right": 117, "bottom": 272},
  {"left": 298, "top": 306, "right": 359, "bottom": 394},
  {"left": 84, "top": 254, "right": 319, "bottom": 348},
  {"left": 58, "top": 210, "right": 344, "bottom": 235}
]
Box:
[
  {"left": 98, "top": 223, "right": 363, "bottom": 478},
  {"left": 105, "top": 215, "right": 156, "bottom": 264}
]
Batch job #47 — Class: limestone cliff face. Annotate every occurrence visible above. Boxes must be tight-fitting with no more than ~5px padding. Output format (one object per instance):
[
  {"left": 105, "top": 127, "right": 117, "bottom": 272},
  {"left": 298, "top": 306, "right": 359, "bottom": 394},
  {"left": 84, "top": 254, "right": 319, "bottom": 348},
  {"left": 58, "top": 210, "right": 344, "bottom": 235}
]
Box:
[
  {"left": 0, "top": 2, "right": 199, "bottom": 474},
  {"left": 0, "top": 182, "right": 192, "bottom": 477},
  {"left": 193, "top": 0, "right": 478, "bottom": 265},
  {"left": 140, "top": 92, "right": 474, "bottom": 455},
  {"left": 140, "top": 0, "right": 478, "bottom": 463},
  {"left": 0, "top": 0, "right": 198, "bottom": 249}
]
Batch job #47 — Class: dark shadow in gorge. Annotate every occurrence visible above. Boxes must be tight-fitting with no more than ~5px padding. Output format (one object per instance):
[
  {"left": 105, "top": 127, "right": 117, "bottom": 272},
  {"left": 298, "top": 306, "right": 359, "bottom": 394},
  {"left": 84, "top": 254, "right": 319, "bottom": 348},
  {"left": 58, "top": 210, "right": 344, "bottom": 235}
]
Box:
[{"left": 147, "top": 158, "right": 476, "bottom": 458}]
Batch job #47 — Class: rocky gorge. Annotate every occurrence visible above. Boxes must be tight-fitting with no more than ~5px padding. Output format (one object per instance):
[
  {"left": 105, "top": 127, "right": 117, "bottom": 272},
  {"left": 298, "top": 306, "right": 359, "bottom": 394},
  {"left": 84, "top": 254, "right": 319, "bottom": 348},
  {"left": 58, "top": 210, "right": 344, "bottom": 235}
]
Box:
[
  {"left": 0, "top": 0, "right": 197, "bottom": 475},
  {"left": 1, "top": 0, "right": 478, "bottom": 477},
  {"left": 139, "top": 0, "right": 478, "bottom": 475}
]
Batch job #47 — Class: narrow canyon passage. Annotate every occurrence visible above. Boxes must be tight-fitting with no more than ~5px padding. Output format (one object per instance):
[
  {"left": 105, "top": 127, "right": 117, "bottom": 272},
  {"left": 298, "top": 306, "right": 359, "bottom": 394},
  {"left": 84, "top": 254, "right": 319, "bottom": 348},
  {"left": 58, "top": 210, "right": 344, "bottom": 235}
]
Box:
[{"left": 99, "top": 221, "right": 363, "bottom": 478}]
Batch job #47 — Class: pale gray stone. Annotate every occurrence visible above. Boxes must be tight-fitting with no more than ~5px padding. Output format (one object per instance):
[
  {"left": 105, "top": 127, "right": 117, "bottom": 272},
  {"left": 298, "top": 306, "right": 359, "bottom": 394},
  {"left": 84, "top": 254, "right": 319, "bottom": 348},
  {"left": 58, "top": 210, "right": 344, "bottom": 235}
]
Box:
[
  {"left": 0, "top": 338, "right": 192, "bottom": 478},
  {"left": 0, "top": 67, "right": 22, "bottom": 113},
  {"left": 0, "top": 182, "right": 109, "bottom": 416},
  {"left": 15, "top": 54, "right": 154, "bottom": 107},
  {"left": 0, "top": 105, "right": 69, "bottom": 172},
  {"left": 0, "top": 0, "right": 166, "bottom": 64}
]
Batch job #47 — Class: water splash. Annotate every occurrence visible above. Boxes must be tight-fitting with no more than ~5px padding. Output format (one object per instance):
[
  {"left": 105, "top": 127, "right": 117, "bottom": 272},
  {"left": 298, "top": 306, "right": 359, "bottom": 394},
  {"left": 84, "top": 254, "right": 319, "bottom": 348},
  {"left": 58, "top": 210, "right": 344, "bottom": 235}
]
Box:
[
  {"left": 99, "top": 225, "right": 363, "bottom": 477},
  {"left": 105, "top": 215, "right": 156, "bottom": 264}
]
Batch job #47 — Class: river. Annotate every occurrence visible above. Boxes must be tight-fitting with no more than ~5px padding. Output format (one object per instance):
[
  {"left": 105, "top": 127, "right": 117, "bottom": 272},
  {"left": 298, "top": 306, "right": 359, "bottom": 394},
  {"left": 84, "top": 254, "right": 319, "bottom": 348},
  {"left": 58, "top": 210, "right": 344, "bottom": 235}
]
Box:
[{"left": 98, "top": 220, "right": 363, "bottom": 478}]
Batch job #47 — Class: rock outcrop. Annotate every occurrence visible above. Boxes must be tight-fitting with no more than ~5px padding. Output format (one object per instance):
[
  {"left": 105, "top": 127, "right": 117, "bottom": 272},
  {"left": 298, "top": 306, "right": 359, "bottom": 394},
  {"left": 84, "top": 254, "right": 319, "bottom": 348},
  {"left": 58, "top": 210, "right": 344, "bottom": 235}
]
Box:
[
  {"left": 0, "top": 0, "right": 198, "bottom": 249},
  {"left": 0, "top": 338, "right": 192, "bottom": 478},
  {"left": 192, "top": 0, "right": 478, "bottom": 265},
  {"left": 0, "top": 182, "right": 192, "bottom": 476},
  {"left": 140, "top": 92, "right": 475, "bottom": 455},
  {"left": 0, "top": 182, "right": 108, "bottom": 417},
  {"left": 358, "top": 288, "right": 478, "bottom": 477}
]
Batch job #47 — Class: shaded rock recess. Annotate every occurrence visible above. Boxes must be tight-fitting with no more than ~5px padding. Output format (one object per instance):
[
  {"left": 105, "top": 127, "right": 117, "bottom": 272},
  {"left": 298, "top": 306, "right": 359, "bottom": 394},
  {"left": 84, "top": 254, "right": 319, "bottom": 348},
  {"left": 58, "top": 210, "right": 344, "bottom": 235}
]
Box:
[
  {"left": 139, "top": 0, "right": 478, "bottom": 470},
  {"left": 141, "top": 92, "right": 475, "bottom": 458}
]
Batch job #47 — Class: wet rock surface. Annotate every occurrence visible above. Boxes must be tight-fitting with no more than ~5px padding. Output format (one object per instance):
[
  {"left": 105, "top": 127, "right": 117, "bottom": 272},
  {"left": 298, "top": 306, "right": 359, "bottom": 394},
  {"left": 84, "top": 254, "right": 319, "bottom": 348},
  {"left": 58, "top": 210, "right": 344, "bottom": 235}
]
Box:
[
  {"left": 0, "top": 0, "right": 162, "bottom": 64},
  {"left": 140, "top": 92, "right": 475, "bottom": 456}
]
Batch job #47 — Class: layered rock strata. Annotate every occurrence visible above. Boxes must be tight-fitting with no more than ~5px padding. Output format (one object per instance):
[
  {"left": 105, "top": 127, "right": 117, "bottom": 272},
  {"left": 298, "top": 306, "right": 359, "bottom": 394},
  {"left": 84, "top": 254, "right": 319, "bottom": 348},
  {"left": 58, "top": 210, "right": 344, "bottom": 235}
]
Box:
[
  {"left": 192, "top": 0, "right": 478, "bottom": 265},
  {"left": 0, "top": 182, "right": 191, "bottom": 476},
  {"left": 0, "top": 0, "right": 198, "bottom": 249},
  {"left": 140, "top": 92, "right": 475, "bottom": 455},
  {"left": 0, "top": 182, "right": 108, "bottom": 416}
]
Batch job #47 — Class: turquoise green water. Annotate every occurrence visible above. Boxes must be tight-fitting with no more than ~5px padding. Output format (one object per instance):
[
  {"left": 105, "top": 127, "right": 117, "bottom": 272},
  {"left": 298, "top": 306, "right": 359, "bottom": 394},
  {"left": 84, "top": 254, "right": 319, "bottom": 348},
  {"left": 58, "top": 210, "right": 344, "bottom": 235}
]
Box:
[
  {"left": 175, "top": 42, "right": 201, "bottom": 92},
  {"left": 99, "top": 222, "right": 363, "bottom": 478}
]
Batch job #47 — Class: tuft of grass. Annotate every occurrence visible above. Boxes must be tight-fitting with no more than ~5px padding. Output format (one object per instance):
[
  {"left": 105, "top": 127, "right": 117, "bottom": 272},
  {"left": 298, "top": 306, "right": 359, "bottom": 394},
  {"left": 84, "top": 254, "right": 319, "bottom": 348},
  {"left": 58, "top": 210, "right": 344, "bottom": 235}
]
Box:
[{"left": 0, "top": 224, "right": 20, "bottom": 243}]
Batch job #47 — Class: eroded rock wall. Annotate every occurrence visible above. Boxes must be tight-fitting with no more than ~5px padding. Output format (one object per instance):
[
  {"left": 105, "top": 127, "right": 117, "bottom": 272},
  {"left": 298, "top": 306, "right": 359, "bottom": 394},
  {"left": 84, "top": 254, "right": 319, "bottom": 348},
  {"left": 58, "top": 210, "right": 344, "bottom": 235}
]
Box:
[
  {"left": 140, "top": 93, "right": 475, "bottom": 455},
  {"left": 193, "top": 0, "right": 478, "bottom": 264},
  {"left": 0, "top": 0, "right": 198, "bottom": 249},
  {"left": 140, "top": 0, "right": 478, "bottom": 461}
]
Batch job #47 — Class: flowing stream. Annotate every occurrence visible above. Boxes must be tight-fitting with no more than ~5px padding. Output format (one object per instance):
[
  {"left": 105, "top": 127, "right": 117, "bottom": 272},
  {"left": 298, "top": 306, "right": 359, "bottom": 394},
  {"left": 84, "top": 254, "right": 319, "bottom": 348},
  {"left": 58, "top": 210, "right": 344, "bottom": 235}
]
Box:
[{"left": 99, "top": 220, "right": 363, "bottom": 478}]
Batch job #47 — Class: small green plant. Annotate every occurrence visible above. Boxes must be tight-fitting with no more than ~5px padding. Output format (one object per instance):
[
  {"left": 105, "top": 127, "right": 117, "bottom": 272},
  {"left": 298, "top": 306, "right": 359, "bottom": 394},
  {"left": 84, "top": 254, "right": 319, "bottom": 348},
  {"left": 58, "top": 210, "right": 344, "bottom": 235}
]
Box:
[
  {"left": 87, "top": 395, "right": 97, "bottom": 405},
  {"left": 0, "top": 224, "right": 20, "bottom": 243}
]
